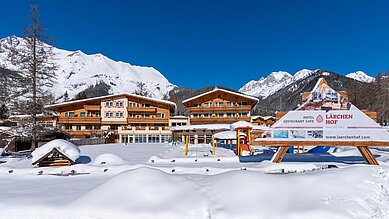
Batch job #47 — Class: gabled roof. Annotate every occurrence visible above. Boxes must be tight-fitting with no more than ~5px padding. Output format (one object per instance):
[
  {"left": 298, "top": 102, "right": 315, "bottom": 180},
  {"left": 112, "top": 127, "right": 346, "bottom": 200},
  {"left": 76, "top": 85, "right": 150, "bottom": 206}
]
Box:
[
  {"left": 182, "top": 88, "right": 259, "bottom": 104},
  {"left": 45, "top": 92, "right": 176, "bottom": 110}
]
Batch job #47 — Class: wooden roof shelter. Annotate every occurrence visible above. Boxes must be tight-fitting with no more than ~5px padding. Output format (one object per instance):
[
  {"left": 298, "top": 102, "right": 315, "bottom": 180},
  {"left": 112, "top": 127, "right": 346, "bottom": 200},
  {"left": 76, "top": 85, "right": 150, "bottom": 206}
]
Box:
[{"left": 32, "top": 147, "right": 75, "bottom": 167}]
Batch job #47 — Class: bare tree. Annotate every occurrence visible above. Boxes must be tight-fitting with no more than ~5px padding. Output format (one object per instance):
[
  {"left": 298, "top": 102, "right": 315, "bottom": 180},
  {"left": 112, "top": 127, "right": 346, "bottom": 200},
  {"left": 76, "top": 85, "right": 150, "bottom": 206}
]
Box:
[{"left": 12, "top": 5, "right": 57, "bottom": 150}]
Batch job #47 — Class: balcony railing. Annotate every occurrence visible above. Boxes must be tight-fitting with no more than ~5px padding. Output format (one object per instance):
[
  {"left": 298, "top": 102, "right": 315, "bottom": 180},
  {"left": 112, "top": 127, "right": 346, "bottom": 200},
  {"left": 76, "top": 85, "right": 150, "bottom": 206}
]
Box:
[
  {"left": 127, "top": 118, "right": 169, "bottom": 124},
  {"left": 190, "top": 117, "right": 250, "bottom": 124},
  {"left": 83, "top": 105, "right": 101, "bottom": 111},
  {"left": 188, "top": 105, "right": 252, "bottom": 112},
  {"left": 127, "top": 107, "right": 157, "bottom": 113},
  {"left": 59, "top": 117, "right": 101, "bottom": 124}
]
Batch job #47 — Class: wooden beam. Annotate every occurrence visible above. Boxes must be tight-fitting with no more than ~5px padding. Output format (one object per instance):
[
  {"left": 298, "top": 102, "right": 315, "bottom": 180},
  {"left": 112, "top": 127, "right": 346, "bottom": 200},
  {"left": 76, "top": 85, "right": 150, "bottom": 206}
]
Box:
[
  {"left": 271, "top": 146, "right": 289, "bottom": 163},
  {"left": 357, "top": 146, "right": 379, "bottom": 165}
]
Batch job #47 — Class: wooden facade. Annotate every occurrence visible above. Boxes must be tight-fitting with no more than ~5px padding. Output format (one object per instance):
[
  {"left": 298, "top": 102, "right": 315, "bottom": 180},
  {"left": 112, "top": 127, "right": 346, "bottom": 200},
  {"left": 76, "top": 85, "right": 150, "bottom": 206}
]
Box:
[
  {"left": 45, "top": 93, "right": 176, "bottom": 143},
  {"left": 182, "top": 88, "right": 258, "bottom": 125}
]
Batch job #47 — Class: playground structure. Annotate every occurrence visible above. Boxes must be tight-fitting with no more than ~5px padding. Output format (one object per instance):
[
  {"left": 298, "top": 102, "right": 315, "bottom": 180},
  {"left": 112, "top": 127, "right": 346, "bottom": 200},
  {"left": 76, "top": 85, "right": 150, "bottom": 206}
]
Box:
[{"left": 182, "top": 121, "right": 255, "bottom": 156}]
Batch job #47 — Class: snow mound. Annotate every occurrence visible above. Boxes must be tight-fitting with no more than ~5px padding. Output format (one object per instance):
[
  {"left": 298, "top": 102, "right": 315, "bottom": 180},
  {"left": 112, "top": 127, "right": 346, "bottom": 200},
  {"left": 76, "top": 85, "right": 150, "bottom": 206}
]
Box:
[
  {"left": 230, "top": 121, "right": 253, "bottom": 130},
  {"left": 31, "top": 139, "right": 80, "bottom": 164},
  {"left": 70, "top": 167, "right": 208, "bottom": 218},
  {"left": 92, "top": 153, "right": 126, "bottom": 166}
]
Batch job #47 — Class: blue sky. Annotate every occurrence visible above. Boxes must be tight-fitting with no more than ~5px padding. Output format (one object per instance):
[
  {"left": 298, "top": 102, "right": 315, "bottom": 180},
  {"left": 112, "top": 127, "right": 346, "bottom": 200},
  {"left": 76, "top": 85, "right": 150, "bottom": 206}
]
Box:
[{"left": 0, "top": 0, "right": 388, "bottom": 89}]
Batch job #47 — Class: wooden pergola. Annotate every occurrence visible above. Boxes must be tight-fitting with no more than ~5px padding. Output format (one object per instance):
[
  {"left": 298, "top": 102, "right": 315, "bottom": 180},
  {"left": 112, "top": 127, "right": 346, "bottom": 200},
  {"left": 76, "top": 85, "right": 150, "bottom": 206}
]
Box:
[{"left": 252, "top": 139, "right": 389, "bottom": 165}]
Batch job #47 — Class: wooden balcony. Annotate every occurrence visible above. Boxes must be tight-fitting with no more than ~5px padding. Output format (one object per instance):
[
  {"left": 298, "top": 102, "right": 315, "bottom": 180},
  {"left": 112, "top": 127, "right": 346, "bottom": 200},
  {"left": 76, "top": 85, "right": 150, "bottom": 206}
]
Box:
[
  {"left": 190, "top": 117, "right": 250, "bottom": 124},
  {"left": 127, "top": 117, "right": 169, "bottom": 124},
  {"left": 65, "top": 130, "right": 100, "bottom": 136},
  {"left": 127, "top": 107, "right": 157, "bottom": 113},
  {"left": 188, "top": 105, "right": 252, "bottom": 112},
  {"left": 83, "top": 105, "right": 101, "bottom": 111},
  {"left": 58, "top": 117, "right": 101, "bottom": 124}
]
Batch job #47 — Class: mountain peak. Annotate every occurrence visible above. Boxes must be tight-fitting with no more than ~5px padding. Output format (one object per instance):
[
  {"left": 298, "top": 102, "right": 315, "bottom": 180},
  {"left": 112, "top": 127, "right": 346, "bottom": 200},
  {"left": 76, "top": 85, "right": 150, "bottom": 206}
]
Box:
[
  {"left": 0, "top": 35, "right": 176, "bottom": 101},
  {"left": 346, "top": 71, "right": 374, "bottom": 83}
]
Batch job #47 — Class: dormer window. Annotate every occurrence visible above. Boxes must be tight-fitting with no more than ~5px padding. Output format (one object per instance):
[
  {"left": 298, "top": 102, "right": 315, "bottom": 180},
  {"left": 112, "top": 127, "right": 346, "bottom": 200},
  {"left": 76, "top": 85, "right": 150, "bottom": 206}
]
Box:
[
  {"left": 238, "top": 101, "right": 248, "bottom": 106},
  {"left": 226, "top": 102, "right": 234, "bottom": 106},
  {"left": 215, "top": 102, "right": 223, "bottom": 107},
  {"left": 204, "top": 102, "right": 212, "bottom": 107},
  {"left": 194, "top": 103, "right": 201, "bottom": 107},
  {"left": 141, "top": 103, "right": 150, "bottom": 107}
]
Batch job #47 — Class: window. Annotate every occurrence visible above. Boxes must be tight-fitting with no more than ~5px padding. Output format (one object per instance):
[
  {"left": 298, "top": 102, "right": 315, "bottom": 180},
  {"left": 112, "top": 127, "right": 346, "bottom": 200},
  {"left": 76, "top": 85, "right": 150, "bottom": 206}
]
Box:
[
  {"left": 129, "top": 102, "right": 137, "bottom": 107},
  {"left": 76, "top": 125, "right": 81, "bottom": 131},
  {"left": 129, "top": 113, "right": 136, "bottom": 118},
  {"left": 105, "top": 112, "right": 113, "bottom": 117},
  {"left": 156, "top": 113, "right": 165, "bottom": 118},
  {"left": 94, "top": 125, "right": 101, "bottom": 130},
  {"left": 135, "top": 134, "right": 147, "bottom": 143},
  {"left": 148, "top": 134, "right": 160, "bottom": 143},
  {"left": 226, "top": 113, "right": 234, "bottom": 117},
  {"left": 204, "top": 102, "right": 212, "bottom": 107},
  {"left": 86, "top": 125, "right": 92, "bottom": 130},
  {"left": 95, "top": 112, "right": 101, "bottom": 117},
  {"left": 215, "top": 102, "right": 224, "bottom": 107},
  {"left": 216, "top": 113, "right": 224, "bottom": 118},
  {"left": 105, "top": 102, "right": 109, "bottom": 107},
  {"left": 203, "top": 113, "right": 211, "bottom": 118},
  {"left": 64, "top": 125, "right": 72, "bottom": 130},
  {"left": 238, "top": 112, "right": 248, "bottom": 117},
  {"left": 116, "top": 112, "right": 123, "bottom": 118},
  {"left": 161, "top": 135, "right": 171, "bottom": 143},
  {"left": 158, "top": 105, "right": 162, "bottom": 108},
  {"left": 141, "top": 113, "right": 150, "bottom": 118},
  {"left": 64, "top": 112, "right": 75, "bottom": 117},
  {"left": 193, "top": 114, "right": 201, "bottom": 118},
  {"left": 194, "top": 103, "right": 201, "bottom": 107},
  {"left": 238, "top": 101, "right": 248, "bottom": 106},
  {"left": 226, "top": 102, "right": 234, "bottom": 107},
  {"left": 110, "top": 125, "right": 119, "bottom": 130},
  {"left": 80, "top": 112, "right": 87, "bottom": 117},
  {"left": 141, "top": 103, "right": 150, "bottom": 107}
]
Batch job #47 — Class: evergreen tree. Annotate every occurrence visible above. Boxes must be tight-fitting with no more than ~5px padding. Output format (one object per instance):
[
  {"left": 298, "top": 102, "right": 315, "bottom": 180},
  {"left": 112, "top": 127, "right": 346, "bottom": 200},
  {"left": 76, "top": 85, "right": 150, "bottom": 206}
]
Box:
[
  {"left": 0, "top": 104, "right": 8, "bottom": 120},
  {"left": 134, "top": 82, "right": 150, "bottom": 97},
  {"left": 63, "top": 91, "right": 69, "bottom": 102}
]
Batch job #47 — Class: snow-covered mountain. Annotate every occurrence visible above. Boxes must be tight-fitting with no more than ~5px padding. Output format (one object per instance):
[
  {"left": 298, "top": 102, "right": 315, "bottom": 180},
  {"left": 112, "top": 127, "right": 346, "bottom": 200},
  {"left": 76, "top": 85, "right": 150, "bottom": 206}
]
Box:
[
  {"left": 346, "top": 71, "right": 375, "bottom": 83},
  {"left": 239, "top": 69, "right": 316, "bottom": 98},
  {"left": 0, "top": 36, "right": 176, "bottom": 100},
  {"left": 240, "top": 69, "right": 374, "bottom": 98}
]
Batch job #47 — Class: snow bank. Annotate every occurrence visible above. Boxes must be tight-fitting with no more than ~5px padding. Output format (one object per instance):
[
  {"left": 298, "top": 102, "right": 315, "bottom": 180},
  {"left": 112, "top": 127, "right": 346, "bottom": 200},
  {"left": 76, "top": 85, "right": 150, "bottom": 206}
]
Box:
[
  {"left": 92, "top": 153, "right": 126, "bottom": 166},
  {"left": 31, "top": 139, "right": 80, "bottom": 164},
  {"left": 70, "top": 167, "right": 208, "bottom": 218},
  {"left": 214, "top": 130, "right": 245, "bottom": 140}
]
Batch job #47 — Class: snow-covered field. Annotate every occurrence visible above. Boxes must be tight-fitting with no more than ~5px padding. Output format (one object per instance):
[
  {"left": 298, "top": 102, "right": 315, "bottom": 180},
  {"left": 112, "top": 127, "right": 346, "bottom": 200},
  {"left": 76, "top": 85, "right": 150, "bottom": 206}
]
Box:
[{"left": 1, "top": 143, "right": 389, "bottom": 219}]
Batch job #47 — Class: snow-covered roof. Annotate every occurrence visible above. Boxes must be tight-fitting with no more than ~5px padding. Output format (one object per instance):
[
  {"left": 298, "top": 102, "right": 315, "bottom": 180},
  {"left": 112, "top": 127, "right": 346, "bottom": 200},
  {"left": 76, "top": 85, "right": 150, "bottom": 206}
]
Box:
[
  {"left": 214, "top": 131, "right": 246, "bottom": 140},
  {"left": 44, "top": 93, "right": 176, "bottom": 110},
  {"left": 31, "top": 139, "right": 80, "bottom": 165},
  {"left": 170, "top": 124, "right": 230, "bottom": 132},
  {"left": 230, "top": 121, "right": 253, "bottom": 130},
  {"left": 182, "top": 87, "right": 259, "bottom": 104},
  {"left": 251, "top": 115, "right": 275, "bottom": 121}
]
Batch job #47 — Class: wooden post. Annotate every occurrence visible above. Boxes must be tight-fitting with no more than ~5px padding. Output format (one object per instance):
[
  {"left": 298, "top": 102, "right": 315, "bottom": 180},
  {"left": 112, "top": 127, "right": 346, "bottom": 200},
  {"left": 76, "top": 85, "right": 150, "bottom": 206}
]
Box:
[
  {"left": 184, "top": 135, "right": 189, "bottom": 156},
  {"left": 357, "top": 146, "right": 379, "bottom": 165},
  {"left": 212, "top": 135, "right": 216, "bottom": 155},
  {"left": 271, "top": 146, "right": 289, "bottom": 163},
  {"left": 236, "top": 129, "right": 241, "bottom": 156}
]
